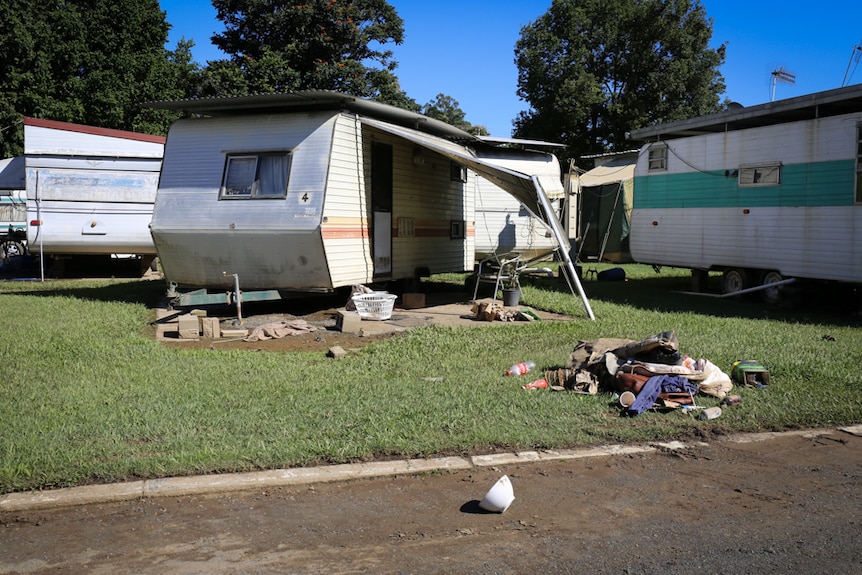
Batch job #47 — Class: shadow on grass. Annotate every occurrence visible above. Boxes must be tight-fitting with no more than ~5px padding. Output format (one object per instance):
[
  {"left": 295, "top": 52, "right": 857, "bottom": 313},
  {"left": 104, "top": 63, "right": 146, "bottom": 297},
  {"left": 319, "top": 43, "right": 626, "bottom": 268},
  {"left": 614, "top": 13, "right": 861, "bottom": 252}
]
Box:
[
  {"left": 0, "top": 278, "right": 167, "bottom": 307},
  {"left": 2, "top": 273, "right": 476, "bottom": 320},
  {"left": 5, "top": 279, "right": 350, "bottom": 315},
  {"left": 0, "top": 255, "right": 165, "bottom": 306},
  {"left": 5, "top": 262, "right": 860, "bottom": 328},
  {"left": 524, "top": 270, "right": 862, "bottom": 326}
]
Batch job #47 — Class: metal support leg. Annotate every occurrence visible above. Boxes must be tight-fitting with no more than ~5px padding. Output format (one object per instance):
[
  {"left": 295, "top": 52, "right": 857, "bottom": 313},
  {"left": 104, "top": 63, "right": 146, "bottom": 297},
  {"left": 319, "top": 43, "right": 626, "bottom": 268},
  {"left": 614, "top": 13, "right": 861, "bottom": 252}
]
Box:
[{"left": 223, "top": 272, "right": 242, "bottom": 325}]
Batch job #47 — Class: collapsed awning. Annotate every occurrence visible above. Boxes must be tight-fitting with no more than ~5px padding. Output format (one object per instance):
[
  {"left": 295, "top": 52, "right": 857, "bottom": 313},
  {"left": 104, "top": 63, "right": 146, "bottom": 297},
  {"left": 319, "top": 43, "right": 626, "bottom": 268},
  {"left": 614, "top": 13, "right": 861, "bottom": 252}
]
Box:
[
  {"left": 360, "top": 116, "right": 595, "bottom": 320},
  {"left": 361, "top": 117, "right": 547, "bottom": 218}
]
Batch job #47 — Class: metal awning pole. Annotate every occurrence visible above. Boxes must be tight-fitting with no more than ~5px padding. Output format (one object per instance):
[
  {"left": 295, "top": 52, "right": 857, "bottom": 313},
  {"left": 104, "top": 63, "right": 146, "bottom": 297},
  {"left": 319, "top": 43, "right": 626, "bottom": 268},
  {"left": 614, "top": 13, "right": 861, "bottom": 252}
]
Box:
[
  {"left": 532, "top": 176, "right": 595, "bottom": 320},
  {"left": 35, "top": 199, "right": 44, "bottom": 282},
  {"left": 676, "top": 277, "right": 796, "bottom": 298}
]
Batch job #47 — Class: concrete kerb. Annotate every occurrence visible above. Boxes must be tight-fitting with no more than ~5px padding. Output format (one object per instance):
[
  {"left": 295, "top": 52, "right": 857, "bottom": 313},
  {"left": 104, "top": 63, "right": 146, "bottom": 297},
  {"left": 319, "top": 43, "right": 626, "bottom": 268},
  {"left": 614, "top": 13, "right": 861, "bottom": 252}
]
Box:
[{"left": 2, "top": 427, "right": 858, "bottom": 513}]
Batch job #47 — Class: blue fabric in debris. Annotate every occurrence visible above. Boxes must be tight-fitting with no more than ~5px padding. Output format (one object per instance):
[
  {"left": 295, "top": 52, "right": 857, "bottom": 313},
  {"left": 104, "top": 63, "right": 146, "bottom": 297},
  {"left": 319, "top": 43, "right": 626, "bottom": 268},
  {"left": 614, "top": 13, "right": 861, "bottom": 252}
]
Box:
[{"left": 626, "top": 375, "right": 697, "bottom": 415}]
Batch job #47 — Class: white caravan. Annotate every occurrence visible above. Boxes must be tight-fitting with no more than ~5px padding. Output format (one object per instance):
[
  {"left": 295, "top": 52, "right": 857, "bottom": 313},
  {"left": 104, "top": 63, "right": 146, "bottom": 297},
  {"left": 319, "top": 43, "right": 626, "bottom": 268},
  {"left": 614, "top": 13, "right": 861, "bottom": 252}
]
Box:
[
  {"left": 24, "top": 118, "right": 164, "bottom": 271},
  {"left": 628, "top": 84, "right": 862, "bottom": 301}
]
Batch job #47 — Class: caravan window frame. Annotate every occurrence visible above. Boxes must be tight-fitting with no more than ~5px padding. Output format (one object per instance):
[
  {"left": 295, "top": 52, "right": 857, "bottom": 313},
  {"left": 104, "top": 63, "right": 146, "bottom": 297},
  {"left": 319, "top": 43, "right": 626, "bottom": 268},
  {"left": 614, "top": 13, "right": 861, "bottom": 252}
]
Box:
[
  {"left": 450, "top": 162, "right": 467, "bottom": 182},
  {"left": 738, "top": 162, "right": 782, "bottom": 187},
  {"left": 219, "top": 152, "right": 292, "bottom": 199},
  {"left": 647, "top": 144, "right": 667, "bottom": 171}
]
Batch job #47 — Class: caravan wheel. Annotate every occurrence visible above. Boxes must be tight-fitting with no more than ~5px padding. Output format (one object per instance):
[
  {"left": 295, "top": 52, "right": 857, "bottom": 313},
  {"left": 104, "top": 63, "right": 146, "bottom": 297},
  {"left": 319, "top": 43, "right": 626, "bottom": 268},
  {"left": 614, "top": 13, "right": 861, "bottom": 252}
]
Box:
[
  {"left": 1, "top": 239, "right": 25, "bottom": 261},
  {"left": 721, "top": 268, "right": 749, "bottom": 295},
  {"left": 760, "top": 271, "right": 785, "bottom": 304}
]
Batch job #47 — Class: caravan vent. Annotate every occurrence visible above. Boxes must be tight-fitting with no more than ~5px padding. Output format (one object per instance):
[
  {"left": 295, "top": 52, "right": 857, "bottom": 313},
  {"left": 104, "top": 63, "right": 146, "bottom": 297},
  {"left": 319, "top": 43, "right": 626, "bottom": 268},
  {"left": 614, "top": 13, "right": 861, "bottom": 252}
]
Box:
[{"left": 397, "top": 217, "right": 415, "bottom": 237}]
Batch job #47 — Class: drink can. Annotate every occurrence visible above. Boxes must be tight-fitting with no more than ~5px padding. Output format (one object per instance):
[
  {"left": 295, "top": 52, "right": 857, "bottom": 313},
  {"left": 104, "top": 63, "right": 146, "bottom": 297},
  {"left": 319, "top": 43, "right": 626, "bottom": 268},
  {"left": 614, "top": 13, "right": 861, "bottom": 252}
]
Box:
[{"left": 721, "top": 394, "right": 742, "bottom": 407}]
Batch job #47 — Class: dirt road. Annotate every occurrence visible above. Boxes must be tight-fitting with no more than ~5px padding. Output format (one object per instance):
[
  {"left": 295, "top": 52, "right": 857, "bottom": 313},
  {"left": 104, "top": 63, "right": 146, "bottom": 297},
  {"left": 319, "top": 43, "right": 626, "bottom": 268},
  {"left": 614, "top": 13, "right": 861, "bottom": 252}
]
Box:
[{"left": 3, "top": 427, "right": 861, "bottom": 574}]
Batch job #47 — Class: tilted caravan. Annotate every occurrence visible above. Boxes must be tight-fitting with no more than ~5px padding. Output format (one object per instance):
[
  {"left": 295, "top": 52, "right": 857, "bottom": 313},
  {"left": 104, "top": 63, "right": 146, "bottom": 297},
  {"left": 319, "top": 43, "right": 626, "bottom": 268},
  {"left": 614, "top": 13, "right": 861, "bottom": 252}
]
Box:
[
  {"left": 24, "top": 118, "right": 164, "bottom": 267},
  {"left": 146, "top": 93, "right": 594, "bottom": 318},
  {"left": 628, "top": 84, "right": 862, "bottom": 300}
]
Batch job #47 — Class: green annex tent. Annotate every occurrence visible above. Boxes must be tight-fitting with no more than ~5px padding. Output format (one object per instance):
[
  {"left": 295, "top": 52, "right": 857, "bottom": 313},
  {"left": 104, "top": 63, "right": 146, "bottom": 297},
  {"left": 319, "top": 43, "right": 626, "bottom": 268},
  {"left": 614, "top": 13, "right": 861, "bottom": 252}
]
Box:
[{"left": 576, "top": 154, "right": 636, "bottom": 264}]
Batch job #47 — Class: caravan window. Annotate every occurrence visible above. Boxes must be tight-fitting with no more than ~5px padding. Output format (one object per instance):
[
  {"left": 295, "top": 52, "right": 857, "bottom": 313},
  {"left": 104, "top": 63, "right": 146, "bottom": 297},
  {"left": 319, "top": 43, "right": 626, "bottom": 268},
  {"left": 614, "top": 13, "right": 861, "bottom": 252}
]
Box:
[
  {"left": 220, "top": 153, "right": 291, "bottom": 199},
  {"left": 647, "top": 144, "right": 667, "bottom": 171},
  {"left": 450, "top": 162, "right": 467, "bottom": 182},
  {"left": 738, "top": 162, "right": 781, "bottom": 187}
]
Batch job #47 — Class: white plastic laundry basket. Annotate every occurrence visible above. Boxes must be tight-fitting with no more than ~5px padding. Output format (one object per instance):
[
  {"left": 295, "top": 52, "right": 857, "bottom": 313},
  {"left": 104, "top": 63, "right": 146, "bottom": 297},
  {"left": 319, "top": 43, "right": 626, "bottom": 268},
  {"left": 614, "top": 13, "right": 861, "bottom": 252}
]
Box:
[{"left": 352, "top": 293, "right": 397, "bottom": 320}]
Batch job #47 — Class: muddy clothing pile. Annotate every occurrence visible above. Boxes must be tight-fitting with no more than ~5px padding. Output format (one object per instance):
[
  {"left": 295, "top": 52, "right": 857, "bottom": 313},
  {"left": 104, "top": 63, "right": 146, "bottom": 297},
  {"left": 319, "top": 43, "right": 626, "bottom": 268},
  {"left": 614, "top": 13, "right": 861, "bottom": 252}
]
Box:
[{"left": 544, "top": 331, "right": 733, "bottom": 415}]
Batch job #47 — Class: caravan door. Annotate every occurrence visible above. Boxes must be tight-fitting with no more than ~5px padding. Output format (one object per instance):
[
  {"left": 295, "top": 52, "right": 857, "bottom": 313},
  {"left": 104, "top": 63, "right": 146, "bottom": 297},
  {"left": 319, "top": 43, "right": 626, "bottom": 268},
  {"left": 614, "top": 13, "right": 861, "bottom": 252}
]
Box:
[{"left": 371, "top": 143, "right": 392, "bottom": 278}]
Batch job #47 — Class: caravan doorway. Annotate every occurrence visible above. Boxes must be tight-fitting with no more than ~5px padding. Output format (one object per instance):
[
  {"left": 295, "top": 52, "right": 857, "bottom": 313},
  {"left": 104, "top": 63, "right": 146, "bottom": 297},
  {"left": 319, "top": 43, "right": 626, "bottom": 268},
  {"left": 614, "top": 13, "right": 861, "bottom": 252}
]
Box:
[{"left": 371, "top": 143, "right": 393, "bottom": 279}]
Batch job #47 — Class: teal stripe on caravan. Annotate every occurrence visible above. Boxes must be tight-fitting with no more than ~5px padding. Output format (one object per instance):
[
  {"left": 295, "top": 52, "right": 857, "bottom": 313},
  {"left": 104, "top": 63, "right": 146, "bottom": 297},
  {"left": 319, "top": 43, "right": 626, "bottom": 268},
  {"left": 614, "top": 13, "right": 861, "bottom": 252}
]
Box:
[{"left": 633, "top": 159, "right": 856, "bottom": 209}]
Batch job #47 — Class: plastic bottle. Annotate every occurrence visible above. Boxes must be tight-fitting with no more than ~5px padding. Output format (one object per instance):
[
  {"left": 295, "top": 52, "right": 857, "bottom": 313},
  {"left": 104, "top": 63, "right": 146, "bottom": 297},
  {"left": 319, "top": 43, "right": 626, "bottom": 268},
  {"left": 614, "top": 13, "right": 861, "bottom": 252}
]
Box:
[
  {"left": 522, "top": 379, "right": 548, "bottom": 390},
  {"left": 505, "top": 360, "right": 536, "bottom": 376}
]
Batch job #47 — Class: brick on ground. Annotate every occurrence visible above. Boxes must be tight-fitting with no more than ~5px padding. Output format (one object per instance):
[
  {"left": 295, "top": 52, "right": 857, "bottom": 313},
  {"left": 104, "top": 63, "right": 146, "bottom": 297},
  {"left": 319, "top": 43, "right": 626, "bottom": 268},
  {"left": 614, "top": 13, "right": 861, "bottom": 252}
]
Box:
[
  {"left": 177, "top": 314, "right": 200, "bottom": 339},
  {"left": 220, "top": 328, "right": 249, "bottom": 338},
  {"left": 201, "top": 317, "right": 220, "bottom": 339},
  {"left": 327, "top": 346, "right": 347, "bottom": 359},
  {"left": 336, "top": 310, "right": 362, "bottom": 334}
]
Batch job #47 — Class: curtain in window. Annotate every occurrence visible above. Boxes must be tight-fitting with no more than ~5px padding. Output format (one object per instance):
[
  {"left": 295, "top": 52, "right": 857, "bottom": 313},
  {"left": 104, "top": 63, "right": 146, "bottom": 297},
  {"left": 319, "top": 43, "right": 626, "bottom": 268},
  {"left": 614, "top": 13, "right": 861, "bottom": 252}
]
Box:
[{"left": 257, "top": 155, "right": 289, "bottom": 197}]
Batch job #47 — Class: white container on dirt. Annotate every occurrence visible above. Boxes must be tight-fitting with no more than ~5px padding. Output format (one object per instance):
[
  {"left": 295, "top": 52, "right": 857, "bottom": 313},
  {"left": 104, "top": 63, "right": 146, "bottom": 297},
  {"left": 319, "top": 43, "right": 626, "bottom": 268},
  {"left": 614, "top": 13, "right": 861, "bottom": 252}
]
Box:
[{"left": 479, "top": 475, "right": 515, "bottom": 513}]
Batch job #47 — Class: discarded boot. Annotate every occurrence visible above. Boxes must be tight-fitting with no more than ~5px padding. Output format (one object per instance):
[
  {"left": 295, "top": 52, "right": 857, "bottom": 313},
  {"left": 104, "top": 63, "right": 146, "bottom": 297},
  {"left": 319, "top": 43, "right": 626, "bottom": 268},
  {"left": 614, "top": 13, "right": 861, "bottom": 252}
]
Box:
[{"left": 543, "top": 368, "right": 598, "bottom": 394}]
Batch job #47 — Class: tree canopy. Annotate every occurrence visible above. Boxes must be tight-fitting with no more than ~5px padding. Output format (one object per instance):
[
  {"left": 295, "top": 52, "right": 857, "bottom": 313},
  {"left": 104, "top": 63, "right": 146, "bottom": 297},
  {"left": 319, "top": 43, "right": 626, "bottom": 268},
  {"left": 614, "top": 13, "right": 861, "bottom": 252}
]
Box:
[
  {"left": 0, "top": 0, "right": 197, "bottom": 157},
  {"left": 514, "top": 0, "right": 726, "bottom": 161},
  {"left": 421, "top": 94, "right": 489, "bottom": 136},
  {"left": 0, "top": 0, "right": 490, "bottom": 157},
  {"left": 206, "top": 0, "right": 412, "bottom": 106}
]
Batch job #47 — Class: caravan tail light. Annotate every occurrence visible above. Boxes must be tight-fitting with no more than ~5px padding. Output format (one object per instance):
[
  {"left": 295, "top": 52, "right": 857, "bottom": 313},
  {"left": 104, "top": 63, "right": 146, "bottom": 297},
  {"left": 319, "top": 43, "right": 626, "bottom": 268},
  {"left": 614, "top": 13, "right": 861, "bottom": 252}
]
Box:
[{"left": 30, "top": 220, "right": 42, "bottom": 226}]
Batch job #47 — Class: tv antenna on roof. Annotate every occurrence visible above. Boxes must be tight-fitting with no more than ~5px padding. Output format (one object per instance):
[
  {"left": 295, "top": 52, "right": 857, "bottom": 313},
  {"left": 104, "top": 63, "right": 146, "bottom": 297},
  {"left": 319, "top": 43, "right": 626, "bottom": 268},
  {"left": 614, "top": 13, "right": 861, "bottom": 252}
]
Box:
[
  {"left": 841, "top": 40, "right": 862, "bottom": 87},
  {"left": 770, "top": 67, "right": 796, "bottom": 102}
]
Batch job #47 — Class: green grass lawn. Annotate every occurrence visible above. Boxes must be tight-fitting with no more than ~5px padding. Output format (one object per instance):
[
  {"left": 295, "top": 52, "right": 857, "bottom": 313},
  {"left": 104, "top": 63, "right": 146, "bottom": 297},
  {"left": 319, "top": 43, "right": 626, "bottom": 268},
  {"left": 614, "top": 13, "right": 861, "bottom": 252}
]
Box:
[{"left": 1, "top": 264, "right": 861, "bottom": 493}]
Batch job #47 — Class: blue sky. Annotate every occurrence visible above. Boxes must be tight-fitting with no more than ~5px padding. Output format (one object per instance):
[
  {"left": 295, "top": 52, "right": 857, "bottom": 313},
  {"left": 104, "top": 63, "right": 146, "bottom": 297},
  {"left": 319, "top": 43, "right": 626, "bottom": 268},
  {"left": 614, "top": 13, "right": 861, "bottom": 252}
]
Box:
[{"left": 161, "top": 0, "right": 862, "bottom": 137}]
